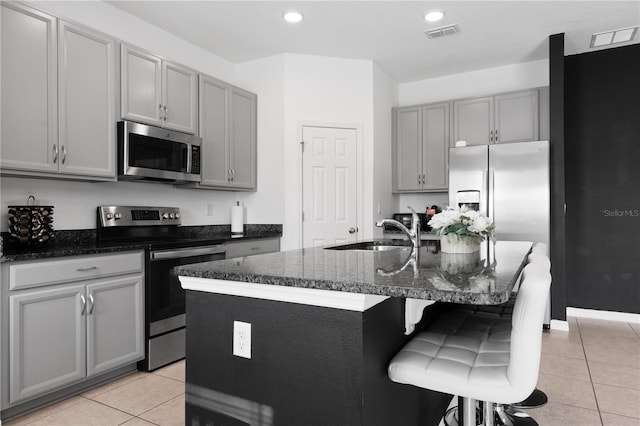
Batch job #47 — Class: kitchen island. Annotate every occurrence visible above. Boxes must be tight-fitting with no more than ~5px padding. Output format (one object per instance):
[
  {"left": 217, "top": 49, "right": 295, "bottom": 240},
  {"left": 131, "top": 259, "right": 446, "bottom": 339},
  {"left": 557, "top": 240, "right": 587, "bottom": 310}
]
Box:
[{"left": 177, "top": 240, "right": 532, "bottom": 426}]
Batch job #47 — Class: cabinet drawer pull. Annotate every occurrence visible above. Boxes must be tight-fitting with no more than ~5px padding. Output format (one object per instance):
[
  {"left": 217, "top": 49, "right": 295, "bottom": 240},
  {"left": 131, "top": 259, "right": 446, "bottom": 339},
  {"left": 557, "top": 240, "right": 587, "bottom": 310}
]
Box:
[
  {"left": 88, "top": 294, "right": 95, "bottom": 315},
  {"left": 76, "top": 266, "right": 98, "bottom": 272},
  {"left": 80, "top": 294, "right": 86, "bottom": 315}
]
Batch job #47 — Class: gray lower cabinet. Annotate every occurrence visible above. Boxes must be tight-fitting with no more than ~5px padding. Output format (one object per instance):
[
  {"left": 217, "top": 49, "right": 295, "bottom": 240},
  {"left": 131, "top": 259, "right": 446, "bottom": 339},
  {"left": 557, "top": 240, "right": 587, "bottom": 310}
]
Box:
[
  {"left": 393, "top": 102, "right": 450, "bottom": 192},
  {"left": 225, "top": 238, "right": 280, "bottom": 259},
  {"left": 2, "top": 252, "right": 144, "bottom": 408},
  {"left": 189, "top": 74, "right": 257, "bottom": 191},
  {"left": 453, "top": 89, "right": 539, "bottom": 145},
  {"left": 0, "top": 2, "right": 116, "bottom": 180},
  {"left": 121, "top": 44, "right": 198, "bottom": 134}
]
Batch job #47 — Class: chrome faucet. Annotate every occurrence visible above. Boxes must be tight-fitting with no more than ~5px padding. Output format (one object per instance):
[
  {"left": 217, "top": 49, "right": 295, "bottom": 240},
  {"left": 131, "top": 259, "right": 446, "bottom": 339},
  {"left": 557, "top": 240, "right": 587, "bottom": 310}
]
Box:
[{"left": 376, "top": 206, "right": 421, "bottom": 255}]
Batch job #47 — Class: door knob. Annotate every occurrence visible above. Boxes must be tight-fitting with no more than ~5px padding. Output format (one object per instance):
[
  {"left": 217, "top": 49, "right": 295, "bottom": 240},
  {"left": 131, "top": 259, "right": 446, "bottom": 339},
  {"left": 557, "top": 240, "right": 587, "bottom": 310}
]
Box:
[{"left": 348, "top": 227, "right": 358, "bottom": 234}]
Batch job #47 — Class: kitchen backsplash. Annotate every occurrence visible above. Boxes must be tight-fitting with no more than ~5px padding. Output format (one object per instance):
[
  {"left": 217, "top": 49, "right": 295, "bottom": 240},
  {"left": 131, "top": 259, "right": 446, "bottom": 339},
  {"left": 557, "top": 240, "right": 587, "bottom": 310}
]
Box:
[{"left": 1, "top": 177, "right": 281, "bottom": 232}]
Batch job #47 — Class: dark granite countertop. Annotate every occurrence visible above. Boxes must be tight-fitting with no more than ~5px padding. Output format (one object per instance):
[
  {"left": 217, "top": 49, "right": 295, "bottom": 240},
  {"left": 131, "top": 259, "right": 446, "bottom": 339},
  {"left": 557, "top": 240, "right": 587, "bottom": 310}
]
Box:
[
  {"left": 176, "top": 240, "right": 532, "bottom": 304},
  {"left": 1, "top": 224, "right": 282, "bottom": 263}
]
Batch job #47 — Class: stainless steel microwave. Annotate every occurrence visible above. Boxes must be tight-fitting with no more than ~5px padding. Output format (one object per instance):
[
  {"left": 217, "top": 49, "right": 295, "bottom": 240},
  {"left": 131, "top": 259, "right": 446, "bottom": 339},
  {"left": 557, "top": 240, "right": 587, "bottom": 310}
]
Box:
[{"left": 117, "top": 121, "right": 201, "bottom": 183}]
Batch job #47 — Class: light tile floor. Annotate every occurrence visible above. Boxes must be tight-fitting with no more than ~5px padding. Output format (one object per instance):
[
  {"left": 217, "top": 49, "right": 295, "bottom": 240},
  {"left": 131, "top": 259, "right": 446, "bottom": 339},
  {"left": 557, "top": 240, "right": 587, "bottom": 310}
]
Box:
[{"left": 3, "top": 316, "right": 639, "bottom": 426}]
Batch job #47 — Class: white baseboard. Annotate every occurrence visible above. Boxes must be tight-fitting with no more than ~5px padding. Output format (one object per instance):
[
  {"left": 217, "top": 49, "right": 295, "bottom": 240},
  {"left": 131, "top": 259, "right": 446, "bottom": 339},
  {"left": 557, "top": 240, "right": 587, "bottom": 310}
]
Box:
[
  {"left": 566, "top": 307, "right": 640, "bottom": 324},
  {"left": 550, "top": 319, "right": 569, "bottom": 331}
]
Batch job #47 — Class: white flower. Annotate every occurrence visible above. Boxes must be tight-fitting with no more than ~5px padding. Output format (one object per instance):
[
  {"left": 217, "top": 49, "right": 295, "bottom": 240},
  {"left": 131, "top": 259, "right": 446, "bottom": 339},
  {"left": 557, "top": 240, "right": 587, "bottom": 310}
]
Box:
[
  {"left": 428, "top": 208, "right": 460, "bottom": 229},
  {"left": 468, "top": 215, "right": 492, "bottom": 233}
]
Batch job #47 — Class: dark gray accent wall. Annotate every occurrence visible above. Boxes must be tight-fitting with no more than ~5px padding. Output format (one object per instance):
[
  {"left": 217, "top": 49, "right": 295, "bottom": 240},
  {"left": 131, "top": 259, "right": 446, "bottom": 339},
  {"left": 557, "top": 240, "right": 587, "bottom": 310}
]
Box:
[{"left": 564, "top": 43, "right": 640, "bottom": 313}]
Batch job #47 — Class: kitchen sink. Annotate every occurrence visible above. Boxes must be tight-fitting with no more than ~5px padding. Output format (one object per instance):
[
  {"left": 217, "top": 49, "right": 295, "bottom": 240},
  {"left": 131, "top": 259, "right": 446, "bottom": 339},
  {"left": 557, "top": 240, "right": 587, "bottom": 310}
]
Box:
[{"left": 324, "top": 241, "right": 412, "bottom": 251}]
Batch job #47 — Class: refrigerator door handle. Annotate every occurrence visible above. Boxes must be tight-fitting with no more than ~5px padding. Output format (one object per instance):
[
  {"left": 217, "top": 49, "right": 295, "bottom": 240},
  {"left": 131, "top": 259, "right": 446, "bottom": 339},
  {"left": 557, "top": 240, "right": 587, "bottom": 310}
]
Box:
[{"left": 488, "top": 168, "right": 496, "bottom": 222}]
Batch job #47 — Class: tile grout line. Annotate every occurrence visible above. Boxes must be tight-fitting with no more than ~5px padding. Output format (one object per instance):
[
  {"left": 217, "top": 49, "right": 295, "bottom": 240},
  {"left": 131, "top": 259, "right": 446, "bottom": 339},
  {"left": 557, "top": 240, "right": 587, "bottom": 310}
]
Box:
[{"left": 575, "top": 318, "right": 605, "bottom": 426}]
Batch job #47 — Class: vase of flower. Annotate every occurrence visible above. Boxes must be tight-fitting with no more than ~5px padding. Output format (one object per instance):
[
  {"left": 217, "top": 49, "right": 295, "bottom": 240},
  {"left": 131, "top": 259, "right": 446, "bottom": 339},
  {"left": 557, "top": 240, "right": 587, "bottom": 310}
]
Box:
[
  {"left": 428, "top": 207, "right": 495, "bottom": 254},
  {"left": 440, "top": 236, "right": 481, "bottom": 253}
]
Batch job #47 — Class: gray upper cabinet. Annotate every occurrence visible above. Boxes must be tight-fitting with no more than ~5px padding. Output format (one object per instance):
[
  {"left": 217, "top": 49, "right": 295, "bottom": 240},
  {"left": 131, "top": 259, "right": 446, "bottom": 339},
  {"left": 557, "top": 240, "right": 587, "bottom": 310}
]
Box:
[
  {"left": 494, "top": 90, "right": 539, "bottom": 144},
  {"left": 393, "top": 102, "right": 450, "bottom": 192},
  {"left": 192, "top": 74, "right": 257, "bottom": 191},
  {"left": 58, "top": 21, "right": 116, "bottom": 178},
  {"left": 453, "top": 97, "right": 494, "bottom": 146},
  {"left": 121, "top": 45, "right": 197, "bottom": 134},
  {"left": 229, "top": 87, "right": 257, "bottom": 190},
  {"left": 1, "top": 3, "right": 116, "bottom": 180},
  {"left": 198, "top": 75, "right": 229, "bottom": 187},
  {"left": 1, "top": 2, "right": 58, "bottom": 174},
  {"left": 453, "top": 89, "right": 539, "bottom": 145}
]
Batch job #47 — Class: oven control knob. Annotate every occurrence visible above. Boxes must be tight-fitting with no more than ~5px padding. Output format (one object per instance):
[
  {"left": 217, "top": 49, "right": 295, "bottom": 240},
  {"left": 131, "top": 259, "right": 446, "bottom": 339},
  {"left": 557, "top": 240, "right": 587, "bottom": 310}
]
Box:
[
  {"left": 169, "top": 213, "right": 175, "bottom": 219},
  {"left": 105, "top": 213, "right": 114, "bottom": 220},
  {"left": 114, "top": 212, "right": 122, "bottom": 220},
  {"left": 162, "top": 213, "right": 169, "bottom": 220},
  {"left": 175, "top": 213, "right": 180, "bottom": 219}
]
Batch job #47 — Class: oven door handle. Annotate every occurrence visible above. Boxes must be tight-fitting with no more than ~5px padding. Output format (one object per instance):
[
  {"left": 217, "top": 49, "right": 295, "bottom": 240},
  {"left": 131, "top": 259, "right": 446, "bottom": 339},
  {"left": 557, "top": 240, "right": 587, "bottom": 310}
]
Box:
[{"left": 150, "top": 245, "right": 226, "bottom": 261}]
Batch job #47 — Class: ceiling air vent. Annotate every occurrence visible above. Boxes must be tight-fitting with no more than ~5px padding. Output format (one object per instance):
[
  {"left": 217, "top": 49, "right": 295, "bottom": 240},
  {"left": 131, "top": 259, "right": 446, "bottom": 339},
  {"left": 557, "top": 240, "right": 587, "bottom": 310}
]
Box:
[
  {"left": 425, "top": 24, "right": 458, "bottom": 39},
  {"left": 590, "top": 26, "right": 639, "bottom": 48}
]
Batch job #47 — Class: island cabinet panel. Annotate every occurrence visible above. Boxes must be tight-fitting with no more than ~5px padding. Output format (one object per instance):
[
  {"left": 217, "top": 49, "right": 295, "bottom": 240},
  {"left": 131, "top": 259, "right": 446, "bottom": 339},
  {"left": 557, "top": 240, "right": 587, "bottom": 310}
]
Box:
[{"left": 185, "top": 292, "right": 450, "bottom": 426}]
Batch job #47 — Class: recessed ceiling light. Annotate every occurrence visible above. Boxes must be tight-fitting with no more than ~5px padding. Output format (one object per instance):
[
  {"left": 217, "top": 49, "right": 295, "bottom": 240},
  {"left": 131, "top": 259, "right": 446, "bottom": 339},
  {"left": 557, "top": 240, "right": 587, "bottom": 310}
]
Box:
[
  {"left": 283, "top": 11, "right": 303, "bottom": 23},
  {"left": 424, "top": 10, "right": 445, "bottom": 23}
]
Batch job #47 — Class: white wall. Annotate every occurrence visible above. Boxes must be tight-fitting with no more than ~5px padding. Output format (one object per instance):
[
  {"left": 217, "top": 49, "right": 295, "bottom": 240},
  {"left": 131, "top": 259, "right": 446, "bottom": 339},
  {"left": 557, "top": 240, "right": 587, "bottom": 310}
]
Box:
[
  {"left": 235, "top": 55, "right": 287, "bottom": 227},
  {"left": 282, "top": 54, "right": 375, "bottom": 250},
  {"left": 1, "top": 177, "right": 239, "bottom": 229},
  {"left": 396, "top": 59, "right": 550, "bottom": 212},
  {"left": 372, "top": 64, "right": 399, "bottom": 238},
  {"left": 398, "top": 59, "right": 549, "bottom": 106}
]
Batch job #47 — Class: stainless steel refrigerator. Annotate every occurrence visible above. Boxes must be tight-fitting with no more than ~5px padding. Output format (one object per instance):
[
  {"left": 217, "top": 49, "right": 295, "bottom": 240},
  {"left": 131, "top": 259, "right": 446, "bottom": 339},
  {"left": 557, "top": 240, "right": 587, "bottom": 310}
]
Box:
[{"left": 449, "top": 141, "right": 551, "bottom": 321}]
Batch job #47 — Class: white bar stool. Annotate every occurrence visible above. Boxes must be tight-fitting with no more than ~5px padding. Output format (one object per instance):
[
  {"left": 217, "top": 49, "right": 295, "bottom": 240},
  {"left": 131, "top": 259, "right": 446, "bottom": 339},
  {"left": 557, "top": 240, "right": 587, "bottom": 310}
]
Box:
[{"left": 388, "top": 262, "right": 552, "bottom": 426}]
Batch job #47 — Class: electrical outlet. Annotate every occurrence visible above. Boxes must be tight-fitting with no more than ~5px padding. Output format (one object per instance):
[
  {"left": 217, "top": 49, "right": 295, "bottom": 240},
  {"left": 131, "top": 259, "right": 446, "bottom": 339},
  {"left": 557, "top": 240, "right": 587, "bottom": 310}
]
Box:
[{"left": 233, "top": 321, "right": 251, "bottom": 359}]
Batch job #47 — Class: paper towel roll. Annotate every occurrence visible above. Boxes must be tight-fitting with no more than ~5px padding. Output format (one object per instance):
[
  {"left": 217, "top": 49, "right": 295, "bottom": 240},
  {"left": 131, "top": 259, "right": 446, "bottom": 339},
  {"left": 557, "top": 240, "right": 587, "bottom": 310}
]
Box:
[{"left": 231, "top": 204, "right": 244, "bottom": 234}]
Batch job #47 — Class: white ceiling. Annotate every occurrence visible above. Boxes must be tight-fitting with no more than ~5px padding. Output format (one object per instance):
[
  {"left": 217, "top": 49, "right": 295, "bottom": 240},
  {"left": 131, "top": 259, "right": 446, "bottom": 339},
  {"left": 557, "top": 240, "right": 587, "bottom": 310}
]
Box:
[{"left": 107, "top": 1, "right": 640, "bottom": 83}]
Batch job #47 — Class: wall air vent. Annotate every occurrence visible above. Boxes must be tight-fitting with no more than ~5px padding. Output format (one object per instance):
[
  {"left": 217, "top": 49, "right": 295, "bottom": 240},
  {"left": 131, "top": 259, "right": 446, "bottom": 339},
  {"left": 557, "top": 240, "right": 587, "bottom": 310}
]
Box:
[{"left": 425, "top": 23, "right": 458, "bottom": 39}]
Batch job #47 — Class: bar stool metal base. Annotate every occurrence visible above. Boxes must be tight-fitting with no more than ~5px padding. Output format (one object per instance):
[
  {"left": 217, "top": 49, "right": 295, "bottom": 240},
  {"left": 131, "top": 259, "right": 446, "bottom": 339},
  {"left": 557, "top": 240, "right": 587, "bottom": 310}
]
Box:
[
  {"left": 511, "top": 388, "right": 548, "bottom": 409},
  {"left": 443, "top": 401, "right": 539, "bottom": 426},
  {"left": 495, "top": 404, "right": 538, "bottom": 426}
]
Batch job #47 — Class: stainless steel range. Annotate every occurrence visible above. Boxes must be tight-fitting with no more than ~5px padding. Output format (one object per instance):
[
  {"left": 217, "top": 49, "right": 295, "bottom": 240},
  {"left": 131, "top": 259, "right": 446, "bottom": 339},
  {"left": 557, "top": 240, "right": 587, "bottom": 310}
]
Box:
[{"left": 97, "top": 206, "right": 226, "bottom": 371}]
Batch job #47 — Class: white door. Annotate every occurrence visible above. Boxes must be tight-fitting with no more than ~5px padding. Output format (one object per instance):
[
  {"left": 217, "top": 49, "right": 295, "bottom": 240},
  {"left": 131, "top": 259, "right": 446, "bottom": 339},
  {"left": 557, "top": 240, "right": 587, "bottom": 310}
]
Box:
[{"left": 302, "top": 126, "right": 358, "bottom": 248}]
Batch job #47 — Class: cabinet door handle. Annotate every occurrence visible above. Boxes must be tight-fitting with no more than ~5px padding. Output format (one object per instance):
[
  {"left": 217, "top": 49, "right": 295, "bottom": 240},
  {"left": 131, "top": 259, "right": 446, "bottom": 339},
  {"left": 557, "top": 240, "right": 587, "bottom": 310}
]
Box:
[
  {"left": 495, "top": 129, "right": 499, "bottom": 142},
  {"left": 417, "top": 174, "right": 421, "bottom": 185},
  {"left": 61, "top": 145, "right": 67, "bottom": 164},
  {"left": 52, "top": 145, "right": 59, "bottom": 164},
  {"left": 80, "top": 294, "right": 86, "bottom": 315},
  {"left": 231, "top": 169, "right": 235, "bottom": 181},
  {"left": 164, "top": 105, "right": 168, "bottom": 122},
  {"left": 76, "top": 266, "right": 97, "bottom": 272},
  {"left": 490, "top": 130, "right": 494, "bottom": 142},
  {"left": 88, "top": 294, "right": 95, "bottom": 315},
  {"left": 159, "top": 104, "right": 164, "bottom": 120},
  {"left": 423, "top": 174, "right": 426, "bottom": 184}
]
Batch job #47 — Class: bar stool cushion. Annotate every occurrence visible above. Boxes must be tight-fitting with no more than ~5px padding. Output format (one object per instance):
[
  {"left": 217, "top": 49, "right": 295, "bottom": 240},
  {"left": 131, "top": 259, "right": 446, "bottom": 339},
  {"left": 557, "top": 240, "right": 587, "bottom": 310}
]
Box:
[{"left": 388, "top": 263, "right": 551, "bottom": 405}]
